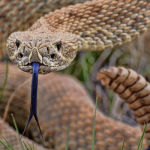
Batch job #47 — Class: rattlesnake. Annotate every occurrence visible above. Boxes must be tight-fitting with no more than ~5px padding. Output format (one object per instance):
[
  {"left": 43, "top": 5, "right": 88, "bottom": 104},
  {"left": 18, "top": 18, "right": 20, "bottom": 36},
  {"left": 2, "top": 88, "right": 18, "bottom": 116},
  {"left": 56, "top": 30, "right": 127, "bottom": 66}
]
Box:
[
  {"left": 1, "top": 0, "right": 150, "bottom": 149},
  {"left": 6, "top": 0, "right": 150, "bottom": 74}
]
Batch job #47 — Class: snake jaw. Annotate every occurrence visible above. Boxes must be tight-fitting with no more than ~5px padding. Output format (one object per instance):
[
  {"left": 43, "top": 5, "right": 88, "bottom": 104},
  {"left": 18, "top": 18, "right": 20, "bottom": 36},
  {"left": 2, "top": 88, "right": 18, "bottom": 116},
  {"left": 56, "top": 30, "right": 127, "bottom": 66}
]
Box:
[{"left": 17, "top": 58, "right": 71, "bottom": 74}]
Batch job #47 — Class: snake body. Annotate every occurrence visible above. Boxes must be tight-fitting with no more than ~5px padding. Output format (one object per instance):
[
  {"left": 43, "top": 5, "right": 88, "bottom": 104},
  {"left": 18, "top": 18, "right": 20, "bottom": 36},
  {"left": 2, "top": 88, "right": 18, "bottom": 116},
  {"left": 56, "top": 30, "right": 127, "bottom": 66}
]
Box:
[
  {"left": 1, "top": 0, "right": 150, "bottom": 149},
  {"left": 0, "top": 64, "right": 148, "bottom": 150},
  {"left": 97, "top": 67, "right": 150, "bottom": 146},
  {"left": 6, "top": 0, "right": 150, "bottom": 74}
]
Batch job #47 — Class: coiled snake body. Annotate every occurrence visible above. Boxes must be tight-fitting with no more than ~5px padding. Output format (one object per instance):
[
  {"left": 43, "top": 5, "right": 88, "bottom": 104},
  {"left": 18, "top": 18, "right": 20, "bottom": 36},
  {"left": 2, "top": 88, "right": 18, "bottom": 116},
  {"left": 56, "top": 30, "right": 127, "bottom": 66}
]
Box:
[{"left": 1, "top": 0, "right": 150, "bottom": 149}]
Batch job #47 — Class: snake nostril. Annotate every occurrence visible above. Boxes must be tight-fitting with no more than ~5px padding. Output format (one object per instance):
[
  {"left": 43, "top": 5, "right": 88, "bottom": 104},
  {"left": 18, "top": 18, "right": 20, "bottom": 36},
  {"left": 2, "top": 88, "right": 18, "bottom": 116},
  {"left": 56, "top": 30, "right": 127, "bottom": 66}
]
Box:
[
  {"left": 51, "top": 54, "right": 56, "bottom": 59},
  {"left": 18, "top": 53, "right": 23, "bottom": 58},
  {"left": 47, "top": 47, "right": 50, "bottom": 54}
]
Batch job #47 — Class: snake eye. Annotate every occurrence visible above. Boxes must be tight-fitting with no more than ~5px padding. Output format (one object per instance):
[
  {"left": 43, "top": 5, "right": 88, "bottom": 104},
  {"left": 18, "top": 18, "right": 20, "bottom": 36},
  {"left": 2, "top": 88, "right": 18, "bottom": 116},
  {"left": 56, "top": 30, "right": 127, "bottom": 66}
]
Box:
[
  {"left": 51, "top": 54, "right": 56, "bottom": 59},
  {"left": 16, "top": 40, "right": 20, "bottom": 49},
  {"left": 18, "top": 53, "right": 23, "bottom": 58},
  {"left": 55, "top": 41, "right": 62, "bottom": 51}
]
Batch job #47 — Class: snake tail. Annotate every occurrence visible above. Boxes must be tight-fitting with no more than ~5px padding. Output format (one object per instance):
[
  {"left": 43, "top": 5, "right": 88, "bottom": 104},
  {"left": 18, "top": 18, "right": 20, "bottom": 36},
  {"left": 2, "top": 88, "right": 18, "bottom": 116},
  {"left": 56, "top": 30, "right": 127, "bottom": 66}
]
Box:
[{"left": 21, "top": 62, "right": 43, "bottom": 139}]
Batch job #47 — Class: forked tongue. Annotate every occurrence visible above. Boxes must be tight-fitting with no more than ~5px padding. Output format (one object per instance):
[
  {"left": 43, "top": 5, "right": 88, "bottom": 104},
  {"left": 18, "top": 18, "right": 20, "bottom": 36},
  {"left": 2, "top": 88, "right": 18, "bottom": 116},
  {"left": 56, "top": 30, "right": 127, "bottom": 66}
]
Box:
[{"left": 20, "top": 62, "right": 43, "bottom": 139}]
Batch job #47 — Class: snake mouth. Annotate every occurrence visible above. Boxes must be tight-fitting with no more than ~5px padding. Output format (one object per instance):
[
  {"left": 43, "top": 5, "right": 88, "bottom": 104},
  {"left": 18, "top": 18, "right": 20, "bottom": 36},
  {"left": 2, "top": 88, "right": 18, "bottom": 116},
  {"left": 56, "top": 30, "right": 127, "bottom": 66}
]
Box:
[
  {"left": 17, "top": 58, "right": 68, "bottom": 74},
  {"left": 23, "top": 63, "right": 47, "bottom": 67},
  {"left": 19, "top": 62, "right": 59, "bottom": 74}
]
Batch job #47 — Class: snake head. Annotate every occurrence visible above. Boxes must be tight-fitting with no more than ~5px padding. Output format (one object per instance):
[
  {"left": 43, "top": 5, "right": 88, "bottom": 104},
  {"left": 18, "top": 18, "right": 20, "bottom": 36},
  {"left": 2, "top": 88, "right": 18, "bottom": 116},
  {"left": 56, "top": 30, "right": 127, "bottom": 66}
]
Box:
[{"left": 7, "top": 30, "right": 78, "bottom": 74}]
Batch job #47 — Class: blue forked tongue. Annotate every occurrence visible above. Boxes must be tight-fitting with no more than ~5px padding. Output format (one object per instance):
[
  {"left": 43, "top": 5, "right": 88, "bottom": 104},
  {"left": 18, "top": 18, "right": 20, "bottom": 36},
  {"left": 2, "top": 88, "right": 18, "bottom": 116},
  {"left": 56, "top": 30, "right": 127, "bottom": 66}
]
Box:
[{"left": 20, "top": 62, "right": 43, "bottom": 139}]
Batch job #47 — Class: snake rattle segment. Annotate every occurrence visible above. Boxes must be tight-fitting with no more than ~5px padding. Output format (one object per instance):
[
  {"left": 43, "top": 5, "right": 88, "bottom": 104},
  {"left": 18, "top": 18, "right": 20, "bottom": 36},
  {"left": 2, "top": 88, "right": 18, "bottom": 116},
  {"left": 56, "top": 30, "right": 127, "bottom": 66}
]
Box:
[{"left": 1, "top": 0, "right": 150, "bottom": 149}]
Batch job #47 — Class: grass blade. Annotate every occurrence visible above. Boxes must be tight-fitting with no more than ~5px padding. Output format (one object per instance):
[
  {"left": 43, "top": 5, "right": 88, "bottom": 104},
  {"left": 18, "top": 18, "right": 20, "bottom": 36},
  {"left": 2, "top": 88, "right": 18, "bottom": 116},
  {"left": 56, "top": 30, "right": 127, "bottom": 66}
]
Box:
[
  {"left": 11, "top": 114, "right": 25, "bottom": 150},
  {"left": 92, "top": 98, "right": 98, "bottom": 150},
  {"left": 1, "top": 136, "right": 15, "bottom": 150},
  {"left": 0, "top": 58, "right": 9, "bottom": 102},
  {"left": 120, "top": 138, "right": 125, "bottom": 150},
  {"left": 26, "top": 141, "right": 33, "bottom": 150},
  {"left": 65, "top": 126, "right": 70, "bottom": 150},
  {"left": 23, "top": 141, "right": 30, "bottom": 150},
  {"left": 137, "top": 123, "right": 147, "bottom": 150},
  {"left": 0, "top": 140, "right": 11, "bottom": 150},
  {"left": 140, "top": 136, "right": 144, "bottom": 150}
]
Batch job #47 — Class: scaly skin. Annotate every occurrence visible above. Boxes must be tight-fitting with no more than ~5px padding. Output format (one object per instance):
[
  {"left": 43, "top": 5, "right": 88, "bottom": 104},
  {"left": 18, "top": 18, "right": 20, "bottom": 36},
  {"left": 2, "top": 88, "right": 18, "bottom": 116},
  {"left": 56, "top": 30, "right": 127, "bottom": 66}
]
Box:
[
  {"left": 0, "top": 0, "right": 88, "bottom": 59},
  {"left": 0, "top": 64, "right": 148, "bottom": 150},
  {"left": 6, "top": 0, "right": 150, "bottom": 74},
  {"left": 97, "top": 66, "right": 150, "bottom": 146},
  {"left": 1, "top": 0, "right": 150, "bottom": 149}
]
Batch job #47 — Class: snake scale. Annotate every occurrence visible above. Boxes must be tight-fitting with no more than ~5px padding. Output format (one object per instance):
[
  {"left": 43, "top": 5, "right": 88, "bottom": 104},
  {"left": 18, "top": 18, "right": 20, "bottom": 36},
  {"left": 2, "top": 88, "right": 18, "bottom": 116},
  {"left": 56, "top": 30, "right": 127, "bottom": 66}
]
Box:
[{"left": 1, "top": 0, "right": 150, "bottom": 149}]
